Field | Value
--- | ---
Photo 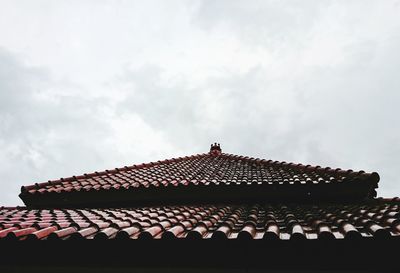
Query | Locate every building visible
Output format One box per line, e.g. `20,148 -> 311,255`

0,143 -> 399,272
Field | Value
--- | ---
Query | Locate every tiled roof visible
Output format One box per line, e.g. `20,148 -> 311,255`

1,198 -> 399,241
19,145 -> 380,207
2,144 -> 398,270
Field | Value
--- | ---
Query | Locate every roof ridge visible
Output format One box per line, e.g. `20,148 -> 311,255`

21,153 -> 209,193
220,153 -> 379,183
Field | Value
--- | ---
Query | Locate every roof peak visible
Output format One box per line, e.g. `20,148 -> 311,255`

210,143 -> 222,155
19,145 -> 381,207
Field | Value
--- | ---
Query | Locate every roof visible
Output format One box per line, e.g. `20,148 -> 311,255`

1,198 -> 399,242
1,144 -> 399,270
19,144 -> 380,207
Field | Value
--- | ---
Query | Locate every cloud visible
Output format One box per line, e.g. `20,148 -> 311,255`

0,1 -> 400,204
0,49 -> 177,205
192,0 -> 324,47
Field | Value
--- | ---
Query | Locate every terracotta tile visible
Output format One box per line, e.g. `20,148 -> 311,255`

212,225 -> 231,240
1,201 -> 400,242
94,227 -> 118,239
187,224 -> 208,239
116,226 -> 141,239
71,227 -> 98,239
19,149 -> 380,205
48,227 -> 77,240
162,225 -> 185,239
237,224 -> 256,240
27,226 -> 58,240
6,227 -> 36,240
0,227 -> 19,238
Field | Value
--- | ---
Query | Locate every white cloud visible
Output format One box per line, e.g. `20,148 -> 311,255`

0,0 -> 400,204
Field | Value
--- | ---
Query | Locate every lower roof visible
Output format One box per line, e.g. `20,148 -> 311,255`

1,198 -> 399,242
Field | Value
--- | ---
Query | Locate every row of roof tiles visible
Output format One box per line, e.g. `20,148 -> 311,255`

1,200 -> 399,241
20,153 -> 379,197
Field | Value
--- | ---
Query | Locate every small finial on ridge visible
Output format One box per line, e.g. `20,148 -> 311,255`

210,143 -> 222,155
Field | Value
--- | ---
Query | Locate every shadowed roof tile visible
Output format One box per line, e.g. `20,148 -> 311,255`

19,146 -> 380,207
1,200 -> 399,241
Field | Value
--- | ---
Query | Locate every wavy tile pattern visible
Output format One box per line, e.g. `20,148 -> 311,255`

20,153 -> 379,197
1,199 -> 399,241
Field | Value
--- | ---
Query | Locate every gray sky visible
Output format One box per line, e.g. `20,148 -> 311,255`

1,0 -> 399,205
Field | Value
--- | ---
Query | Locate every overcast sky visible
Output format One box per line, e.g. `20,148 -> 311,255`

0,1 -> 399,205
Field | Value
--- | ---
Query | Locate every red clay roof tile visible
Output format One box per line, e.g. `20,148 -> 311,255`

1,199 -> 399,241
19,149 -> 380,207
